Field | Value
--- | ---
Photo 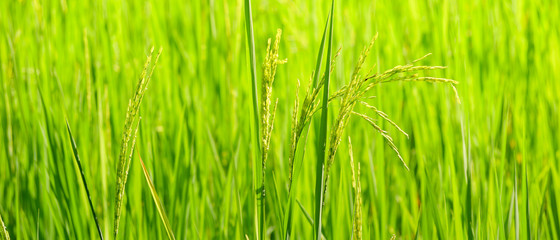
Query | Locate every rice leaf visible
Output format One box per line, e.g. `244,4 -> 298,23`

138,154 -> 176,240
548,173 -> 560,239
65,120 -> 104,240
314,1 -> 335,239
296,199 -> 314,226
243,0 -> 262,239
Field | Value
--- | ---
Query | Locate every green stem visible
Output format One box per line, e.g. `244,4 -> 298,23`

243,0 -> 262,239
314,1 -> 334,239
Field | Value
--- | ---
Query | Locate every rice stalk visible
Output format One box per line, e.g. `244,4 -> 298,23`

525,164 -> 532,240
113,47 -> 162,239
243,0 -> 262,238
0,213 -> 9,240
348,137 -> 362,240
138,153 -> 176,240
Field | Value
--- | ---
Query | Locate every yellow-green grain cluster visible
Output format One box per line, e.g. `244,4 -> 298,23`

288,48 -> 341,185
257,29 -> 286,239
260,29 -> 286,172
113,47 -> 162,239
0,213 -> 9,240
322,34 -> 458,200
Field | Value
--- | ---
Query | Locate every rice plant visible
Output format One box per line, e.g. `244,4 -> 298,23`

317,35 -> 458,234
324,36 -> 458,180
113,47 -> 162,239
243,0 -> 262,238
259,29 -> 286,239
0,0 -> 558,239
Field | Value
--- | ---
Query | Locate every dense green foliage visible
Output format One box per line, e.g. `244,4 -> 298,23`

1,0 -> 559,239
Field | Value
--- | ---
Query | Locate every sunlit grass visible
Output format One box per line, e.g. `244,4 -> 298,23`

0,0 -> 558,239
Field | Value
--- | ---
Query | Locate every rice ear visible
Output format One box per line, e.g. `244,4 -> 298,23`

0,212 -> 10,240
349,138 -> 362,240
113,47 -> 162,239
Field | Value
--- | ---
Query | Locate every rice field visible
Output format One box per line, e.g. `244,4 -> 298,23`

1,0 -> 559,239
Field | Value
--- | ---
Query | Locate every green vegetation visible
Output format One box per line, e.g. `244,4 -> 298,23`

0,212 -> 9,240
1,0 -> 559,239
138,153 -> 175,240
66,120 -> 104,239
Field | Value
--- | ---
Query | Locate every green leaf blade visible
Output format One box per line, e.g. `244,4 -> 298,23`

139,154 -> 176,240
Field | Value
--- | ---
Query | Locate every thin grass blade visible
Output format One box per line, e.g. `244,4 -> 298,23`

525,164 -> 532,240
515,164 -> 520,240
314,1 -> 335,239
138,154 -> 176,240
297,199 -> 314,226
243,0 -> 262,239
65,120 -> 104,240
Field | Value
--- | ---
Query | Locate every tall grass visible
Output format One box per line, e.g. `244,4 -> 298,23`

1,0 -> 559,239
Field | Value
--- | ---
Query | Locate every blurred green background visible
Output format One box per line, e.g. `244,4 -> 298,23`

1,0 -> 559,239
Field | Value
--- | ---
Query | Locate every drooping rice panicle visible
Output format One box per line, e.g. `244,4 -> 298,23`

322,33 -> 459,206
322,35 -> 377,202
113,47 -> 162,239
359,101 -> 408,138
351,111 -> 406,169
